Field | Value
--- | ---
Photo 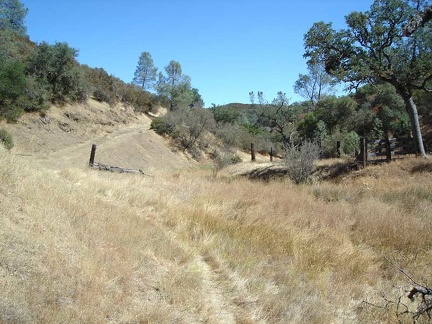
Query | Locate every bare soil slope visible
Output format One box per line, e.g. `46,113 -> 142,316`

1,99 -> 195,172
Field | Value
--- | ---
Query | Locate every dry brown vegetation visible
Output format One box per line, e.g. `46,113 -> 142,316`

1,101 -> 431,323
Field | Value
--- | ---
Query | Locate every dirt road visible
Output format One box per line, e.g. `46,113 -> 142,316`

3,100 -> 195,173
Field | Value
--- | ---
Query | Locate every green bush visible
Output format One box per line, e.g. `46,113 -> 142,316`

150,117 -> 175,136
212,149 -> 242,172
21,76 -> 49,112
122,84 -> 154,113
93,87 -> 111,104
213,122 -> 277,155
343,131 -> 360,156
26,42 -> 87,104
320,129 -> 346,158
0,129 -> 14,150
0,59 -> 26,121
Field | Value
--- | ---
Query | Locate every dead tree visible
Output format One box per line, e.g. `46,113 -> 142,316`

363,259 -> 432,321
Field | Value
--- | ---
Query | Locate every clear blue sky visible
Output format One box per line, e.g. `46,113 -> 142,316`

21,0 -> 372,106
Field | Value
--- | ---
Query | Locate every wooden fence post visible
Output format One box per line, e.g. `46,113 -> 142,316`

251,143 -> 256,162
359,137 -> 367,168
336,141 -> 341,158
385,134 -> 392,162
89,144 -> 97,167
270,147 -> 273,162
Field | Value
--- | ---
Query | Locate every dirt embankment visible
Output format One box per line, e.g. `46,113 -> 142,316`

1,99 -> 196,173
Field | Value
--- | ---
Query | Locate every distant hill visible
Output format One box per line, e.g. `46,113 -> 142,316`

214,103 -> 253,110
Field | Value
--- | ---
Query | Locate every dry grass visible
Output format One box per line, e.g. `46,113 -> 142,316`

1,153 -> 431,323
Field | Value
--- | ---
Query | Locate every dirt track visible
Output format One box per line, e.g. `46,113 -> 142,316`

2,100 -> 195,173
1,100 -> 255,322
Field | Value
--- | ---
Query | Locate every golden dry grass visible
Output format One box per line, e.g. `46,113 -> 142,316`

1,152 -> 431,323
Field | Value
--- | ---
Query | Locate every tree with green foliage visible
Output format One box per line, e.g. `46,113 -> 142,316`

293,62 -> 334,104
0,58 -> 26,121
313,120 -> 327,145
156,60 -> 198,110
190,87 -> 204,108
304,0 -> 431,157
0,28 -> 34,61
253,91 -> 298,146
151,106 -> 215,150
133,51 -> 157,91
211,106 -> 241,124
0,0 -> 27,34
403,4 -> 432,35
26,42 -> 86,103
83,66 -> 117,105
314,96 -> 357,135
343,131 -> 360,156
354,83 -> 410,138
297,112 -> 319,140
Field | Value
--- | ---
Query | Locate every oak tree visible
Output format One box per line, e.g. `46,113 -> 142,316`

304,0 -> 432,157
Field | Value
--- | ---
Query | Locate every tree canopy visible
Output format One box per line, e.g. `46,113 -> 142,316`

293,62 -> 334,104
26,42 -> 85,103
0,0 -> 27,34
133,51 -> 157,91
304,0 -> 432,157
156,60 -> 203,110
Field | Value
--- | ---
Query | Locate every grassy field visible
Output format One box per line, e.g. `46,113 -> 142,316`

1,151 -> 431,323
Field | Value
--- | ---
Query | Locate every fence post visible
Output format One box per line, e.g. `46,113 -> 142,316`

359,137 -> 367,168
385,134 -> 392,162
270,147 -> 273,162
357,138 -> 367,168
89,144 -> 97,167
336,141 -> 341,158
251,143 -> 256,162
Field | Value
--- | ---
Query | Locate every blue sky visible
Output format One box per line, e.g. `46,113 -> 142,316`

21,0 -> 372,106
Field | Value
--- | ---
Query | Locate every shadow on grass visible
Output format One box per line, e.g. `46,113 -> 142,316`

314,161 -> 361,181
411,161 -> 432,173
241,165 -> 289,182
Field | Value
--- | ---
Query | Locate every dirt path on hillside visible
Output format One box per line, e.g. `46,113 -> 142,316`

3,101 -> 195,173
1,101 -> 273,322
31,122 -> 194,172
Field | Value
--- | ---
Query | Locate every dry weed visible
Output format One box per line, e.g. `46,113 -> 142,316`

1,154 -> 431,323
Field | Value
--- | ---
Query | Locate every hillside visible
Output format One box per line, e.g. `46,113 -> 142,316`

1,99 -> 195,172
1,100 -> 432,323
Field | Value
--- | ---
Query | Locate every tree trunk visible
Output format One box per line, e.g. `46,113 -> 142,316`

400,92 -> 427,158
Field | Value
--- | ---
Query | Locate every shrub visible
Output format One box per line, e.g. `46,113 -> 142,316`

176,108 -> 216,149
284,141 -> 320,184
117,83 -> 154,113
93,87 -> 111,104
26,42 -> 86,104
0,59 -> 26,121
0,129 -> 14,150
320,129 -> 346,158
150,117 -> 175,136
343,131 -> 360,156
214,123 -> 249,148
212,148 -> 242,172
21,76 -> 49,112
151,108 -> 215,150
